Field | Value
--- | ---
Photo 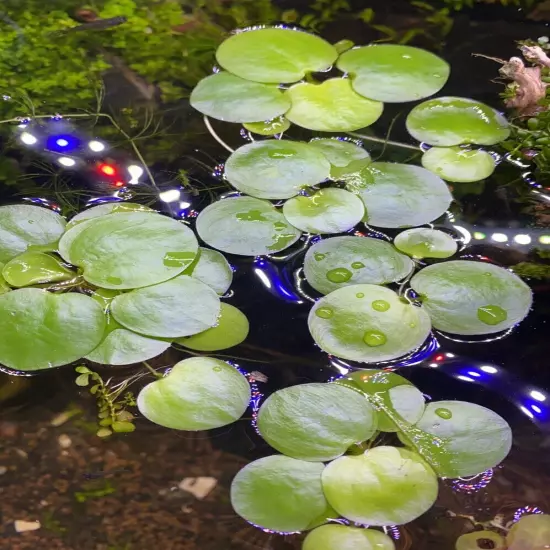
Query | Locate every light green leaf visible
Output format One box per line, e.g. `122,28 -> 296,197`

282,188 -> 365,234
343,162 -> 452,228
394,228 -> 457,259
0,288 -> 105,371
2,251 -> 74,287
337,44 -> 449,103
175,303 -> 249,351
303,525 -> 396,550
285,78 -> 383,132
0,262 -> 10,295
137,357 -> 251,430
507,514 -> 550,550
58,211 -> 198,289
68,202 -> 154,226
410,260 -> 532,335
413,401 -> 512,478
406,97 -> 510,146
0,205 -> 66,264
304,236 -> 414,295
456,531 -> 506,550
308,138 -> 371,178
190,72 -> 291,123
322,446 -> 438,525
230,455 -> 333,532
243,116 -> 290,136
257,382 -> 377,462
111,275 -> 220,338
184,247 -> 233,295
85,321 -> 170,366
308,284 -> 431,362
196,196 -> 301,256
216,28 -> 338,84
225,140 -> 330,200
334,369 -> 425,433
421,146 -> 496,182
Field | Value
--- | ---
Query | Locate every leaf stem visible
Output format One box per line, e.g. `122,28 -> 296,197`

348,132 -> 420,151
142,361 -> 163,379
203,115 -> 235,153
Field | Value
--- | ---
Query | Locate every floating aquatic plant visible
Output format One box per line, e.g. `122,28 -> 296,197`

0,204 -> 249,370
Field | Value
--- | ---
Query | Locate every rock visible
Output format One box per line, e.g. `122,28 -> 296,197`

178,477 -> 217,499
57,434 -> 72,449
14,520 -> 41,533
0,466 -> 7,475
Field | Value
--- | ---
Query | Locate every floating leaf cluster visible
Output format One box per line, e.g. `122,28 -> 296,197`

0,202 -> 249,371
191,35 -> 530,363
230,369 -> 514,547
191,26 -> 510,184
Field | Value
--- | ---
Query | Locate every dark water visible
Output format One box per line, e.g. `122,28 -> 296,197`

1,2 -> 550,549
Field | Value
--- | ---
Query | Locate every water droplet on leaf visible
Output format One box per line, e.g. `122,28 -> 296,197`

435,408 -> 453,419
351,261 -> 365,269
163,252 -> 196,268
326,267 -> 352,283
372,300 -> 390,312
363,330 -> 387,347
477,305 -> 507,325
315,307 -> 334,319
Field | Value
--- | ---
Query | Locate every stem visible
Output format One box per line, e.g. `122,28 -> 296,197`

203,115 -> 235,153
348,132 -> 420,151
142,361 -> 163,379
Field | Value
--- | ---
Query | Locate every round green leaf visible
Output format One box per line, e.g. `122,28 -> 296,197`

456,531 -> 506,550
422,146 -> 496,182
196,196 -> 301,256
394,228 -> 457,259
413,401 -> 512,478
190,72 -> 291,123
2,251 -> 74,287
216,28 -> 338,84
111,275 -> 220,338
243,116 -> 290,136
137,357 -> 251,430
257,383 -> 377,462
282,188 -> 365,234
308,138 -> 371,178
0,288 -> 105,371
69,202 -> 154,226
230,455 -> 332,532
184,247 -> 233,295
335,370 -> 425,433
59,211 -> 198,289
406,97 -> 510,146
225,140 -> 330,200
303,525 -> 396,550
322,446 -> 438,525
85,323 -> 170,366
344,162 -> 453,228
507,514 -> 550,550
85,288 -> 170,365
337,44 -> 449,103
410,260 -> 532,335
308,284 -> 431,362
0,205 -> 66,264
304,236 -> 414,295
175,303 -> 249,351
285,78 -> 383,132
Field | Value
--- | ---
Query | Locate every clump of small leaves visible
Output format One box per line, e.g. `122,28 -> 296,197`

74,366 -> 137,438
